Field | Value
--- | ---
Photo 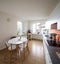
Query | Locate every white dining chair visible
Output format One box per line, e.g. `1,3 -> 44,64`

5,41 -> 16,51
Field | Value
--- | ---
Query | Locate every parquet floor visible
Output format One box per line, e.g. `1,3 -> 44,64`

0,40 -> 45,64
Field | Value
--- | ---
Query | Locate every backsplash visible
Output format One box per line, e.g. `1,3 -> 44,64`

49,29 -> 60,41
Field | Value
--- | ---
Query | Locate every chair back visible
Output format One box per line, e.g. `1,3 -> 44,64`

5,41 -> 10,47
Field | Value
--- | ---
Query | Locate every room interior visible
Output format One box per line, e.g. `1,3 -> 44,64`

0,0 -> 60,64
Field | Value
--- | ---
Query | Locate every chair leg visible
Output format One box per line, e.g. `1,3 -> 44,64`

26,45 -> 30,53
19,48 -> 25,62
26,41 -> 30,53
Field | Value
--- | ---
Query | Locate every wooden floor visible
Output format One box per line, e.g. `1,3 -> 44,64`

0,40 -> 45,64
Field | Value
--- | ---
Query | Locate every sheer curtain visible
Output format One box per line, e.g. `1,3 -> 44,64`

17,21 -> 22,35
32,23 -> 41,34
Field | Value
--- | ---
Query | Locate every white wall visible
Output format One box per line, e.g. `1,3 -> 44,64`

0,11 -> 18,50
46,1 -> 60,29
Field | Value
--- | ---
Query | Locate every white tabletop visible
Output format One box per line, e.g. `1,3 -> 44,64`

21,37 -> 27,42
8,37 -> 28,45
8,40 -> 23,45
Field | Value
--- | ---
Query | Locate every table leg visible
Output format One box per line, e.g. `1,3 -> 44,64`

11,44 -> 12,54
16,44 -> 20,57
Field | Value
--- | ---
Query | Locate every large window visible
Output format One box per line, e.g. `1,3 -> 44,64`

32,23 -> 41,34
17,21 -> 22,35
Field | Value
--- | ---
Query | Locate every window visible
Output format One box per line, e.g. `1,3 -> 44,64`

17,21 -> 22,35
32,23 -> 40,34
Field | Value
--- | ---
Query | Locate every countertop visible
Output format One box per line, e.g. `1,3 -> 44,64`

43,36 -> 60,64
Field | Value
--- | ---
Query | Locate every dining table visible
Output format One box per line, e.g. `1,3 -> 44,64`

8,37 -> 28,56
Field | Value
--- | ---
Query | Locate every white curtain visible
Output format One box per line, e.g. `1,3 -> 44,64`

17,21 -> 22,35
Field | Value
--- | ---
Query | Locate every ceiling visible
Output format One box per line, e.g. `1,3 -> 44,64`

0,0 -> 59,20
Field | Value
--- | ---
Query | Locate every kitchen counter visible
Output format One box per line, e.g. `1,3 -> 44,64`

43,35 -> 60,64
